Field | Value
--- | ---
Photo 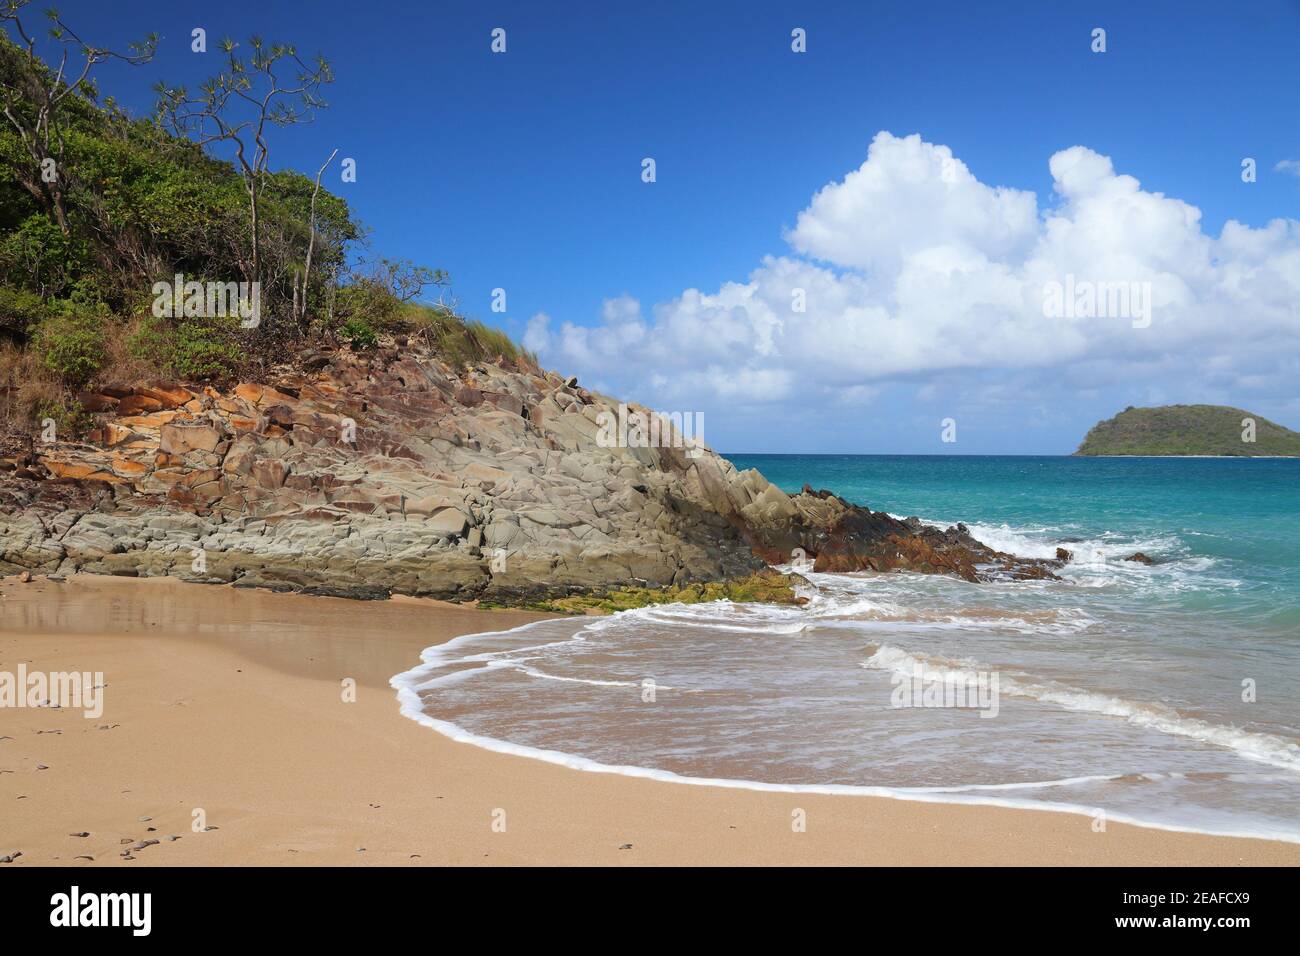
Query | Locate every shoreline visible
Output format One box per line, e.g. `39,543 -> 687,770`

393,604 -> 1300,849
3,574 -> 1298,866
395,681 -> 1300,849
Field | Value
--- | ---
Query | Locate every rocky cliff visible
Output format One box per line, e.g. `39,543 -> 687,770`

0,342 -> 1058,601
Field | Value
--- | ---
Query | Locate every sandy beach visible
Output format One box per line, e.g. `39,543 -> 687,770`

2,574 -> 1297,867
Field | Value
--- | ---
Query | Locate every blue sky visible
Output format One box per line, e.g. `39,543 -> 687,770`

43,1 -> 1300,453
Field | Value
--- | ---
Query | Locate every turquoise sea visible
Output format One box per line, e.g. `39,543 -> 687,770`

394,455 -> 1300,842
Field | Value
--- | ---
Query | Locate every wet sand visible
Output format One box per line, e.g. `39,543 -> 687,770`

2,574 -> 1298,866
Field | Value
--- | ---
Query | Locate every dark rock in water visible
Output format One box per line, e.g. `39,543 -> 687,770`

1056,548 -> 1073,562
1125,552 -> 1156,565
739,488 -> 1061,583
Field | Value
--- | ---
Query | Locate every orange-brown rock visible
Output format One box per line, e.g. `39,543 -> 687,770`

234,383 -> 297,408
159,421 -> 221,456
136,383 -> 195,409
107,456 -> 150,478
116,394 -> 164,415
251,458 -> 289,489
76,391 -> 119,413
40,458 -> 101,480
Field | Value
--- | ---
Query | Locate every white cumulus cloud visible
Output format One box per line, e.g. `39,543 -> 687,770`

529,132 -> 1300,441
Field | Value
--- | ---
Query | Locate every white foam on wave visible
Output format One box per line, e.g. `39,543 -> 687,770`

887,513 -> 1248,598
396,617 -> 588,693
861,642 -> 1300,773
634,606 -> 808,635
783,565 -> 1096,635
889,511 -> 1191,569
965,523 -> 1064,560
385,499 -> 1293,847
510,664 -> 649,688
390,627 -> 1300,844
881,512 -> 1067,561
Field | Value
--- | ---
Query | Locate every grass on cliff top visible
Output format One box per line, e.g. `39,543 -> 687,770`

480,570 -> 806,615
1075,404 -> 1300,457
394,302 -> 539,371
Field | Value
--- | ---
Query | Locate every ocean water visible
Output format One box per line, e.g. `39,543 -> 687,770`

393,455 -> 1300,842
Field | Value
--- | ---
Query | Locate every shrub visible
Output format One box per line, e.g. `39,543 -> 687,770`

334,280 -> 399,329
0,214 -> 88,298
33,313 -> 105,389
340,316 -> 378,350
32,395 -> 92,438
53,277 -> 111,317
171,318 -> 246,381
0,284 -> 49,340
127,314 -> 245,382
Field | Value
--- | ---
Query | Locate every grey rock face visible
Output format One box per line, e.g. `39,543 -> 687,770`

1,345 -> 1058,601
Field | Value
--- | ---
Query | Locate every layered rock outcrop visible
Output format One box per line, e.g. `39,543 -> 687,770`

0,343 -> 1058,601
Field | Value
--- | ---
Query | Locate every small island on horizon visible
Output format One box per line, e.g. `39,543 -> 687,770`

1074,404 -> 1300,457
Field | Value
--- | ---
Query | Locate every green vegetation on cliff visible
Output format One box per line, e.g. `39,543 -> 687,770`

0,7 -> 532,437
1075,405 -> 1300,457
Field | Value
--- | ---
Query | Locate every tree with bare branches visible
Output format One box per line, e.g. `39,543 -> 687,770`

0,0 -> 156,234
296,145 -> 338,325
153,36 -> 333,296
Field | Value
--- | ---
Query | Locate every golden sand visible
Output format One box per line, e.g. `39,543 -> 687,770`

2,575 -> 1296,866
